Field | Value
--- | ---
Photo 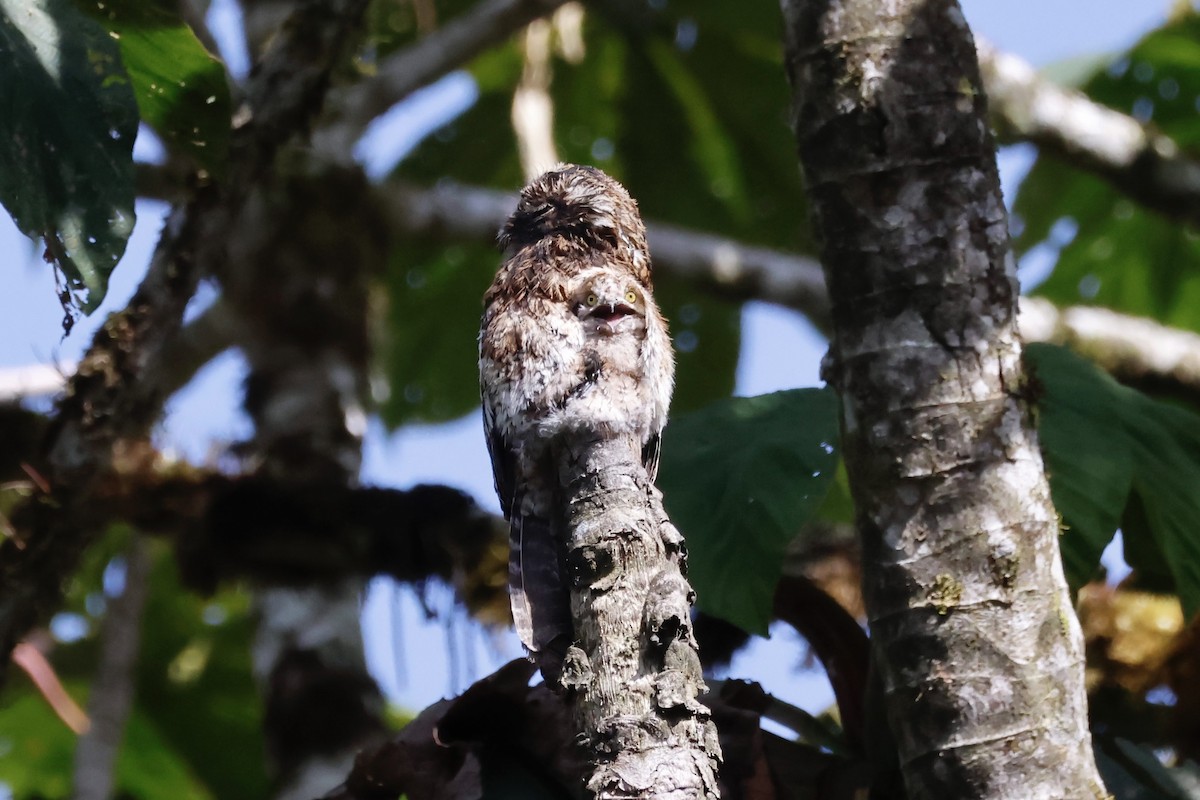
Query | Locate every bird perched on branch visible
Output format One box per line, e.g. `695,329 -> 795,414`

479,164 -> 674,668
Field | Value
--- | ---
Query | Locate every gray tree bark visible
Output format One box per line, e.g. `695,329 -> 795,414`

554,435 -> 721,799
779,1 -> 1106,798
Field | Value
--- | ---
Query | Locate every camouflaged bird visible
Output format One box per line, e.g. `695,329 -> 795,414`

479,164 -> 674,666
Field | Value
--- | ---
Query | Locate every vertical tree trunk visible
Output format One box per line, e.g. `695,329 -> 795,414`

224,167 -> 389,800
779,1 -> 1107,798
555,435 -> 721,799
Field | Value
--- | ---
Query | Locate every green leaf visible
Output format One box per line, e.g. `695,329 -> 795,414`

1013,14 -> 1200,332
1031,343 -> 1200,614
642,38 -> 749,221
0,0 -> 138,312
1033,344 -> 1133,584
134,547 -> 268,800
378,242 -> 495,428
655,271 -> 741,414
76,0 -> 231,172
0,685 -> 211,799
115,710 -> 215,799
658,389 -> 840,634
0,687 -> 77,798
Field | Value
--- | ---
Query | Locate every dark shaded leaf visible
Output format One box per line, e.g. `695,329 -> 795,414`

0,0 -> 138,312
378,242 -> 495,428
655,271 -> 741,413
76,0 -> 231,172
658,389 -> 840,634
1031,343 -> 1200,615
1093,735 -> 1200,800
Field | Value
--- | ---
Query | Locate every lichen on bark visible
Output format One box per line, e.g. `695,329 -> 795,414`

779,0 -> 1107,797
554,434 -> 721,799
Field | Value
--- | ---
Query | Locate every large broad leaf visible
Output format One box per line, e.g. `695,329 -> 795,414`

77,0 -> 231,172
0,0 -> 138,312
379,242 -> 496,427
1013,14 -> 1200,331
657,389 -> 840,634
1031,343 -> 1200,615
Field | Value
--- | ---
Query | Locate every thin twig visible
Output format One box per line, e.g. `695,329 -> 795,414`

313,0 -> 569,158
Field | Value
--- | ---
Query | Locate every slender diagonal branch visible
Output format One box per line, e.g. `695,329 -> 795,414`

1019,297 -> 1200,402
376,179 -> 833,327
374,179 -> 1200,402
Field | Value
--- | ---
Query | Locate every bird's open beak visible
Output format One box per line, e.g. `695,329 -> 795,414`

587,301 -> 637,323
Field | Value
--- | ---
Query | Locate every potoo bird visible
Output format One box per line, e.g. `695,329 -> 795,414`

479,164 -> 674,663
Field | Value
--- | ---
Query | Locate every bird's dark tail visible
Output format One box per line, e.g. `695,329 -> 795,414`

509,513 -> 573,674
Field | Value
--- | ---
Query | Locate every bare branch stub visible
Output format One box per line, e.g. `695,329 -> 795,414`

555,435 -> 721,799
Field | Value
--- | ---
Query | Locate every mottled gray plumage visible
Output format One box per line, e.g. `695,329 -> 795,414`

479,164 -> 674,660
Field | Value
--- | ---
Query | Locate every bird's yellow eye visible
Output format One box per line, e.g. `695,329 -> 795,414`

625,289 -> 638,304
585,293 -> 599,307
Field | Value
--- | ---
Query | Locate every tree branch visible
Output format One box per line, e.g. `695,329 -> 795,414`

977,38 -> 1200,229
377,179 -> 834,328
377,179 -> 1200,401
27,469 -> 508,611
0,364 -> 75,403
1019,296 -> 1200,402
313,0 -> 569,157
553,436 -> 721,798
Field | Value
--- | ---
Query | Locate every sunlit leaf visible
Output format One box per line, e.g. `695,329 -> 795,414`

76,0 -> 231,172
1014,14 -> 1200,332
658,389 -> 840,634
0,0 -> 138,312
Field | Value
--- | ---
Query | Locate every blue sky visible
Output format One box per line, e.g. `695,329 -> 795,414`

0,0 -> 1175,716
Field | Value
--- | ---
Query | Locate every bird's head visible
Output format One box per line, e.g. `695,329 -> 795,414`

571,272 -> 648,337
498,164 -> 647,257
